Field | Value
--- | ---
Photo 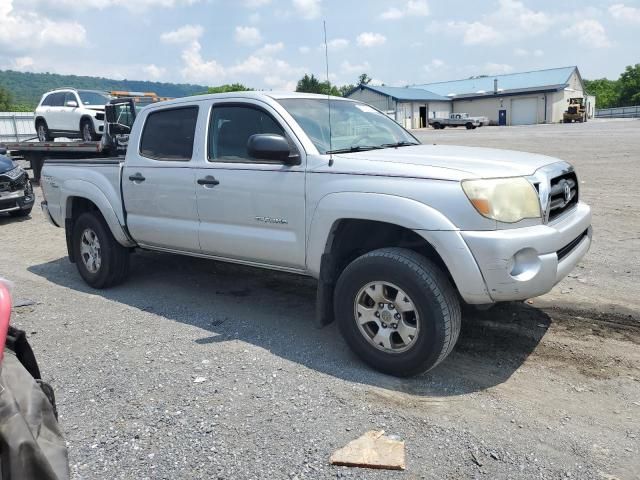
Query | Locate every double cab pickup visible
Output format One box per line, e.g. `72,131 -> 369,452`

40,92 -> 592,376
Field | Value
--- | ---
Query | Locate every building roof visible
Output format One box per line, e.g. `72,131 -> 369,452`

349,84 -> 451,102
412,66 -> 579,98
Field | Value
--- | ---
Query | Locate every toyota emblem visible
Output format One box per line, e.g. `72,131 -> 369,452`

563,182 -> 571,203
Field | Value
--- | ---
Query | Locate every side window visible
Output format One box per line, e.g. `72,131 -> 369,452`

208,105 -> 287,163
41,94 -> 54,106
140,106 -> 198,161
64,92 -> 77,106
48,93 -> 65,107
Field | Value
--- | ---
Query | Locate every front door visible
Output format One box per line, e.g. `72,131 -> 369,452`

498,109 -> 507,126
195,102 -> 306,270
122,105 -> 201,252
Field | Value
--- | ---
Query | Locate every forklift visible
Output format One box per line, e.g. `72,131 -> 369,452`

563,97 -> 587,123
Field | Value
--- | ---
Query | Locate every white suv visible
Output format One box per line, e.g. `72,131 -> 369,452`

34,89 -> 110,142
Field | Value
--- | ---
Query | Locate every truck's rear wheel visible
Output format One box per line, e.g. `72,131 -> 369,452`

465,122 -> 474,129
73,212 -> 129,288
81,119 -> 99,142
36,121 -> 52,142
432,122 -> 442,129
334,248 -> 461,377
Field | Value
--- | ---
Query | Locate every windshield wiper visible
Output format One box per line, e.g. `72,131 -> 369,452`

380,141 -> 421,148
325,145 -> 386,154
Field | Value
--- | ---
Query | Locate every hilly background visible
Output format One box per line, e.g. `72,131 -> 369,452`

0,70 -> 208,109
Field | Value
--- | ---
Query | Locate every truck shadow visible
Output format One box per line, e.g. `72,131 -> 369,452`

28,251 -> 552,397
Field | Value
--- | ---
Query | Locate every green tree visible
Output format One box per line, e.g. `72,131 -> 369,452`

584,78 -> 619,109
295,74 -> 340,96
339,84 -> 355,96
206,83 -> 253,94
358,73 -> 371,85
0,86 -> 12,110
617,64 -> 640,106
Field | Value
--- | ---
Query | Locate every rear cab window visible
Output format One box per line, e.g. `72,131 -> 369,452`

139,106 -> 199,161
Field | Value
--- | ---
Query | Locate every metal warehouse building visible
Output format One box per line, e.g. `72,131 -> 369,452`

347,66 -> 594,127
345,85 -> 452,129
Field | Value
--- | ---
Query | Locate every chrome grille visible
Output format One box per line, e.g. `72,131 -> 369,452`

547,172 -> 578,221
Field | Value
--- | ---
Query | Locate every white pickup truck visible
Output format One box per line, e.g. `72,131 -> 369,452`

40,92 -> 592,376
430,113 -> 484,130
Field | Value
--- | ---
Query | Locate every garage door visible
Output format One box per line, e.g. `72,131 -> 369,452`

511,97 -> 538,125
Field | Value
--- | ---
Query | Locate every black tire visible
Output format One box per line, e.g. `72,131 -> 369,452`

36,120 -> 53,142
432,122 -> 441,129
72,212 -> 130,288
465,122 -> 474,129
334,248 -> 461,377
9,207 -> 32,218
80,118 -> 100,142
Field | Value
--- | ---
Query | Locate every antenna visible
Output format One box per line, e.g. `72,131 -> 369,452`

323,20 -> 334,166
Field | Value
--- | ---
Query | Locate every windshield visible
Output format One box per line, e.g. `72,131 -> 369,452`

277,98 -> 419,154
78,91 -> 109,106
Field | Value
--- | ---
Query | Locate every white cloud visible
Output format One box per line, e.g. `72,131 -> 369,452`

483,62 -> 514,75
0,0 -> 86,52
514,48 -> 544,57
562,19 -> 611,48
255,42 -> 284,56
380,7 -> 403,20
23,0 -> 202,12
180,40 -> 226,83
323,38 -> 349,50
426,0 -> 553,46
10,56 -> 35,71
292,0 -> 321,19
341,60 -> 371,74
609,3 -> 640,24
423,58 -> 445,73
143,64 -> 167,80
356,32 -> 387,47
242,0 -> 270,7
234,25 -> 263,46
160,24 -> 203,44
380,0 -> 428,20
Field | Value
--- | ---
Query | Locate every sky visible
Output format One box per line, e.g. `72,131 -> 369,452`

1,0 -> 638,89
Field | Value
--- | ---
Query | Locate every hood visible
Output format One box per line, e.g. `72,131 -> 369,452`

0,155 -> 15,174
322,144 -> 563,181
86,106 -> 105,111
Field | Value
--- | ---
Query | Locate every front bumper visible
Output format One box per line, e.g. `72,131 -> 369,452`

0,186 -> 35,214
461,202 -> 592,302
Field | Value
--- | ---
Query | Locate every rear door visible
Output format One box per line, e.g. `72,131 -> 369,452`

122,105 -> 201,252
195,101 -> 306,269
46,93 -> 66,131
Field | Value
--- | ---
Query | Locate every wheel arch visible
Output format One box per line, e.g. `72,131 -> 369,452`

79,114 -> 95,130
62,183 -> 135,262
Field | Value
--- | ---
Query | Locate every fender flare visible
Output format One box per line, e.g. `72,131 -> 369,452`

61,179 -> 135,247
306,192 -> 458,277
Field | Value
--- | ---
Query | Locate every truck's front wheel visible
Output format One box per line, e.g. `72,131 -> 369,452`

73,212 -> 130,288
334,248 -> 461,377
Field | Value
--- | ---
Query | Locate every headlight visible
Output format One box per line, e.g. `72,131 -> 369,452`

461,177 -> 541,223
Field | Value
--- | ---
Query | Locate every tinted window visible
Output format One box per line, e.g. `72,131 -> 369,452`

47,92 -> 66,107
140,106 -> 198,161
41,94 -> 54,106
64,92 -> 78,106
208,105 -> 286,162
79,91 -> 109,106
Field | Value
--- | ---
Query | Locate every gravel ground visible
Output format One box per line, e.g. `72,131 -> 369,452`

1,119 -> 639,479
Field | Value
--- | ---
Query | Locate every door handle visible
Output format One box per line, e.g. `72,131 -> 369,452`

128,173 -> 145,182
197,176 -> 220,186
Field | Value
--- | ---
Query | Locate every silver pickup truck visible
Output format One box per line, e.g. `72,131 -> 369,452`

40,92 -> 592,376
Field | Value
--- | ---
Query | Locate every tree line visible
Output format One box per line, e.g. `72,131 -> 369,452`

584,64 -> 640,109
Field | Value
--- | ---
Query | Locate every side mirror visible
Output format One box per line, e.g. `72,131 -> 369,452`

66,100 -> 78,108
247,134 -> 299,164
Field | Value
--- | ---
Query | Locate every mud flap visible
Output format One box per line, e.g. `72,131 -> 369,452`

315,253 -> 336,329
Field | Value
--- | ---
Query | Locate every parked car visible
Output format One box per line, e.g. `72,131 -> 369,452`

430,113 -> 481,129
0,153 -> 34,217
40,92 -> 592,377
34,89 -> 110,142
